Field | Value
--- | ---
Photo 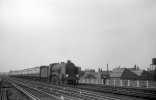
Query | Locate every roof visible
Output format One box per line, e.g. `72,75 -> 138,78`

110,68 -> 138,79
80,72 -> 97,79
84,73 -> 97,79
131,70 -> 144,76
98,71 -> 110,76
109,68 -> 125,78
131,70 -> 153,80
80,71 -> 104,79
80,70 -> 111,79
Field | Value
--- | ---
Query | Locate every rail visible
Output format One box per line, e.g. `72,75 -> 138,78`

13,78 -> 136,100
7,79 -> 40,100
7,78 -> 80,100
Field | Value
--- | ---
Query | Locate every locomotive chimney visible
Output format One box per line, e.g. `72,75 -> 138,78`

67,60 -> 71,63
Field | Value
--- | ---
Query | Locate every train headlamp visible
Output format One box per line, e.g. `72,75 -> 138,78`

65,74 -> 68,77
76,74 -> 79,77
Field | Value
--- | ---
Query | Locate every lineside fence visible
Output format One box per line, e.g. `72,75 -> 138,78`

79,78 -> 156,88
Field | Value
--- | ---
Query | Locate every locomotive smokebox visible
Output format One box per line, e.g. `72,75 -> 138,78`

152,58 -> 156,65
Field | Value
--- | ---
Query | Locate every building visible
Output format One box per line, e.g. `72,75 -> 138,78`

80,68 -> 110,79
131,70 -> 152,80
110,66 -> 153,81
109,68 -> 138,80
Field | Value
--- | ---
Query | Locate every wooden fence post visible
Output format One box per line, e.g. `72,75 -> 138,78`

146,80 -> 149,88
137,80 -> 139,87
114,79 -> 116,86
128,80 -> 130,87
92,78 -> 93,84
120,80 -> 123,86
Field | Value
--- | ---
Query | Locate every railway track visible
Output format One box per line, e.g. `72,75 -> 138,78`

74,83 -> 156,99
28,80 -> 152,100
6,78 -> 79,100
9,77 -> 146,100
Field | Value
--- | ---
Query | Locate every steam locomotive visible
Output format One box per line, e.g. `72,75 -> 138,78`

9,60 -> 80,84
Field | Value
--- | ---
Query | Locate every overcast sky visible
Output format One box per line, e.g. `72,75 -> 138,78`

0,0 -> 156,72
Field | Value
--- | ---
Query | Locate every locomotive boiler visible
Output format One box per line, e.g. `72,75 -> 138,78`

49,60 -> 79,84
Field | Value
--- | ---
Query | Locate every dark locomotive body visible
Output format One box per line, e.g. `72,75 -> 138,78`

9,60 -> 79,84
49,61 -> 79,84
